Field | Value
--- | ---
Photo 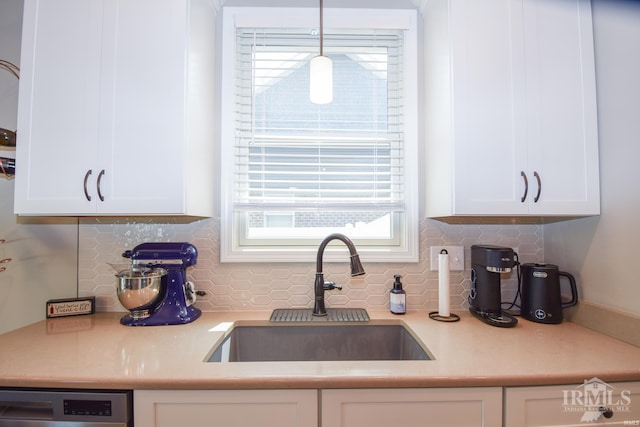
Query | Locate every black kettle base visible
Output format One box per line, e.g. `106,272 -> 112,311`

469,308 -> 518,328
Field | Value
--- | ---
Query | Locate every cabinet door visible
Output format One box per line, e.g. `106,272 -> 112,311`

425,0 -> 600,219
522,0 -> 600,215
134,389 -> 318,427
16,0 -> 212,216
505,381 -> 640,426
321,388 -> 502,427
15,0 -> 102,214
450,0 -> 529,216
96,0 -> 187,214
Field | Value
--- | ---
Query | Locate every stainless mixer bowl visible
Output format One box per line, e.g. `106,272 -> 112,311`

116,267 -> 168,316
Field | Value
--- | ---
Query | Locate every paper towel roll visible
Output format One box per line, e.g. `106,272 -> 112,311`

438,251 -> 450,317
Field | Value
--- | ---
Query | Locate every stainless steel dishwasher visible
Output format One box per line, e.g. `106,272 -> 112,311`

0,388 -> 132,426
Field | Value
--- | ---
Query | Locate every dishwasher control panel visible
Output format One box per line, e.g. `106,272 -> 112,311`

64,399 -> 112,416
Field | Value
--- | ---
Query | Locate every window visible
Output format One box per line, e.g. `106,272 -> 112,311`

220,7 -> 418,262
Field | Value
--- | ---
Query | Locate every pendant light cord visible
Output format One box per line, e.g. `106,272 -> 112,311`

310,0 -> 332,104
319,0 -> 324,56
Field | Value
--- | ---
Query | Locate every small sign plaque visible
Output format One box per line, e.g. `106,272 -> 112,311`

46,296 -> 96,318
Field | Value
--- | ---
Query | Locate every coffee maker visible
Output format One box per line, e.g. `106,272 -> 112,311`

469,244 -> 518,327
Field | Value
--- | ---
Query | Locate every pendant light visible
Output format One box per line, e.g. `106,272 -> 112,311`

309,0 -> 333,104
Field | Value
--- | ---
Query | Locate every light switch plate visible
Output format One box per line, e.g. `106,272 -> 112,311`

430,246 -> 465,271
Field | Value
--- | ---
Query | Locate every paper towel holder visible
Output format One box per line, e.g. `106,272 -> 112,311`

429,249 -> 460,322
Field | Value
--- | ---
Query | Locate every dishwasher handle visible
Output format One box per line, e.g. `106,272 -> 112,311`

0,399 -> 54,424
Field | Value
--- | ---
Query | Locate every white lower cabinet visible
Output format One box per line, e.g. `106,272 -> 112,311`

134,389 -> 318,427
321,388 -> 502,427
137,383 -> 640,427
504,382 -> 640,426
135,387 -> 502,427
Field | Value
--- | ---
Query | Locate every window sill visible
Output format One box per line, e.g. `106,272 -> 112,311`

220,243 -> 419,263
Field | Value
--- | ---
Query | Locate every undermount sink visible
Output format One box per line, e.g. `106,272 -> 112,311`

206,323 -> 432,362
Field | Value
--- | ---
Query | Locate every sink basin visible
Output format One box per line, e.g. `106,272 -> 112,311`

206,324 -> 432,362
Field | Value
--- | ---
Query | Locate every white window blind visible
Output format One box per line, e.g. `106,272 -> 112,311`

233,29 -> 405,212
220,7 -> 419,262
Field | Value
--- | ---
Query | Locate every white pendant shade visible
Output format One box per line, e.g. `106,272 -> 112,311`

310,54 -> 333,104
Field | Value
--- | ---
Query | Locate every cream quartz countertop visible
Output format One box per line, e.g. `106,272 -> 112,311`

0,310 -> 639,390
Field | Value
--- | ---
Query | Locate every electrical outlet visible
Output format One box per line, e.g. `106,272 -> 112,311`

430,246 -> 465,271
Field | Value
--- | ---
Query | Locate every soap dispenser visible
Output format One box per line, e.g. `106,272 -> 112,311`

390,274 -> 406,314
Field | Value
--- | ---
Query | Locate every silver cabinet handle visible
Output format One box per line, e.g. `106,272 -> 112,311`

97,169 -> 105,202
83,169 -> 93,201
533,171 -> 541,203
520,171 -> 528,202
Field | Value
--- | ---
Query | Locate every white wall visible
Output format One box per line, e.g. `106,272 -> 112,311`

0,0 -> 79,334
544,0 -> 640,317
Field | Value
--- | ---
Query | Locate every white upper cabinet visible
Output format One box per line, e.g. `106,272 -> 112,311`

14,0 -> 216,216
520,0 -> 600,216
424,0 -> 600,219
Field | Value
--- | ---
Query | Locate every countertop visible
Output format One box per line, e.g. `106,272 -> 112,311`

0,310 -> 639,390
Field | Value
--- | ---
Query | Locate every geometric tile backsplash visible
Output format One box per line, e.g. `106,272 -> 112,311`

78,217 -> 543,313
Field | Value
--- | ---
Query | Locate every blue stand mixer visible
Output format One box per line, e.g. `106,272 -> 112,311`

116,242 -> 202,326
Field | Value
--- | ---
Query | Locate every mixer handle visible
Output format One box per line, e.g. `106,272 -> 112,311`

559,271 -> 578,308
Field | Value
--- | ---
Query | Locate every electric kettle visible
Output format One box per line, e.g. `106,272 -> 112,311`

520,263 -> 578,324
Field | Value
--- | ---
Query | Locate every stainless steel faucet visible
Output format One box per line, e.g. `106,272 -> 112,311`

313,233 -> 366,316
